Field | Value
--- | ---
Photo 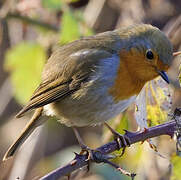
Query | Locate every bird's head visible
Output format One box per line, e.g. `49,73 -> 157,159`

116,24 -> 176,84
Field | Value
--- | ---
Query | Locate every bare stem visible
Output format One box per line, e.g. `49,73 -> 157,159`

4,13 -> 59,32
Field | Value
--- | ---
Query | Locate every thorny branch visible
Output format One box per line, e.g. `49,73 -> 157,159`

40,108 -> 181,180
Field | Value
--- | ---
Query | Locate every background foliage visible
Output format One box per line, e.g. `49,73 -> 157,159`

0,0 -> 181,180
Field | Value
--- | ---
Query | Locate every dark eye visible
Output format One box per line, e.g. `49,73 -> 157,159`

146,49 -> 154,60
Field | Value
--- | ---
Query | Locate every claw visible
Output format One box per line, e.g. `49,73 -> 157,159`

114,133 -> 130,149
120,147 -> 126,157
114,134 -> 131,156
104,123 -> 131,153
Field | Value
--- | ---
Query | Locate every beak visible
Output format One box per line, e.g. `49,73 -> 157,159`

156,51 -> 181,84
157,70 -> 169,84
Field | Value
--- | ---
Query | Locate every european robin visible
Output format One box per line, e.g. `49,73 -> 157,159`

3,24 -> 179,161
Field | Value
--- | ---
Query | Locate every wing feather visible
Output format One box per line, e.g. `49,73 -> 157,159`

16,48 -> 114,118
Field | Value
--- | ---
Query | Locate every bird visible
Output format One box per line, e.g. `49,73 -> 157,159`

3,24 -> 177,161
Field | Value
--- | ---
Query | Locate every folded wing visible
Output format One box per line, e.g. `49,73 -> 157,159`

16,48 -> 114,118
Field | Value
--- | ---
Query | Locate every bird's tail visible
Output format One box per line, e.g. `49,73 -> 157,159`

3,107 -> 43,161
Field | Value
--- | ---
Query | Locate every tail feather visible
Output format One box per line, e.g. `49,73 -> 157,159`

3,107 -> 43,161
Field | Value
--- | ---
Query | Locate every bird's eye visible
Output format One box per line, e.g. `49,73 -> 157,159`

146,49 -> 154,60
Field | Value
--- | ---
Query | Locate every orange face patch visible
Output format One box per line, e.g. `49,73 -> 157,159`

109,49 -> 169,102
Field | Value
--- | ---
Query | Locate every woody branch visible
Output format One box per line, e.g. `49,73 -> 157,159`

40,108 -> 181,180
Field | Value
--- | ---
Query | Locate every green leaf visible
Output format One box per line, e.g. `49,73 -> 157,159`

171,155 -> 181,180
42,0 -> 62,10
4,42 -> 46,105
59,11 -> 81,44
115,113 -> 129,134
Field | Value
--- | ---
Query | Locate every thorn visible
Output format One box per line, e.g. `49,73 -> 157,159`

123,129 -> 135,137
139,128 -> 149,144
167,132 -> 174,139
74,152 -> 85,159
67,174 -> 71,180
70,159 -> 77,166
143,128 -> 148,133
74,152 -> 79,157
147,140 -> 158,152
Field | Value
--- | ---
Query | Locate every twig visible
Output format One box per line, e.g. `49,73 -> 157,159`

40,119 -> 177,180
4,13 -> 59,32
164,15 -> 181,39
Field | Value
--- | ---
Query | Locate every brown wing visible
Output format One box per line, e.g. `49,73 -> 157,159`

16,48 -> 113,118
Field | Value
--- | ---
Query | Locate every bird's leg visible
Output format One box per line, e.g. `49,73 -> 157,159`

72,127 -> 91,155
72,127 -> 134,177
104,122 -> 131,155
72,127 -> 114,164
73,127 -> 93,171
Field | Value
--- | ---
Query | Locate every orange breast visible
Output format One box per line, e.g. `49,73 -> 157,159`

109,50 -> 146,102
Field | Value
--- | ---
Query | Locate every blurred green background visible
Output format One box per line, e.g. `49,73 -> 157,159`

0,0 -> 181,180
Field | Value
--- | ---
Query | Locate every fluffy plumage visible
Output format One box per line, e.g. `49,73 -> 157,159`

3,24 -> 173,160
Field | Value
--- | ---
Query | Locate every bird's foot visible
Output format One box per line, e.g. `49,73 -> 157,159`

81,147 -> 115,163
73,148 -> 135,179
72,127 -> 114,162
104,123 -> 131,156
72,127 -> 115,171
72,127 -> 135,179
